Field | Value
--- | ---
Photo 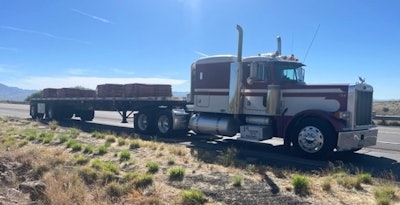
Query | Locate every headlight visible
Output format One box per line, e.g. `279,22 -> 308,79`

335,111 -> 351,120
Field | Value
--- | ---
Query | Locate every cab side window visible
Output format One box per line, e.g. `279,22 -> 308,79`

248,63 -> 268,83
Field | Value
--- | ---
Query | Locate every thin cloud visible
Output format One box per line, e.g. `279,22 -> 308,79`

193,50 -> 209,57
0,46 -> 17,52
0,25 -> 90,45
71,8 -> 114,24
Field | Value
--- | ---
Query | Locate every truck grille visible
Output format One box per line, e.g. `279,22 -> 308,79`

355,90 -> 373,126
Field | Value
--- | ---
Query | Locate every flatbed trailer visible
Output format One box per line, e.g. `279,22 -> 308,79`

29,96 -> 190,136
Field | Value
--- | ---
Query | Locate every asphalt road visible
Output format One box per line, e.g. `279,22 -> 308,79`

1,103 -> 399,178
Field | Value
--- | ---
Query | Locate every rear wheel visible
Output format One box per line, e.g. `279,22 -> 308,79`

46,106 -> 59,120
156,110 -> 174,136
30,104 -> 38,119
292,118 -> 336,159
134,111 -> 155,134
80,110 -> 94,121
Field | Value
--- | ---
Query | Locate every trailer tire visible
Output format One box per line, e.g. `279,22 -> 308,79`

156,110 -> 174,136
80,110 -> 94,121
30,104 -> 38,119
292,118 -> 336,159
134,111 -> 155,134
46,106 -> 59,120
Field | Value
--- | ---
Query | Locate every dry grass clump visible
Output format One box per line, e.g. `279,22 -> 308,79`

42,169 -> 90,205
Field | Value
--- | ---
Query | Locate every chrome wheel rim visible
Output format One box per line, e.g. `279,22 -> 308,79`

157,115 -> 170,134
137,114 -> 148,131
298,126 -> 324,153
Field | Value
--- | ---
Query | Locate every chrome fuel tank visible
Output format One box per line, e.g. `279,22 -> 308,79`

189,114 -> 239,137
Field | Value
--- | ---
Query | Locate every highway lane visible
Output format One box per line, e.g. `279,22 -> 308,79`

1,103 -> 399,162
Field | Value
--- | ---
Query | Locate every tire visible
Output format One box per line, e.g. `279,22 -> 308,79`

30,104 -> 38,119
46,106 -> 58,120
134,111 -> 155,134
156,110 -> 174,136
80,110 -> 94,121
292,118 -> 336,159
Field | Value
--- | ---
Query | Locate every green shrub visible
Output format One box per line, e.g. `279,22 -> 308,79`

134,173 -> 154,188
67,140 -> 82,151
39,131 -> 54,143
292,174 -> 310,195
105,182 -> 126,197
356,172 -> 373,184
181,189 -> 206,205
83,145 -> 94,154
91,159 -> 119,174
21,128 -> 37,140
130,139 -> 141,149
69,128 -> 80,138
374,185 -> 396,205
106,135 -> 116,143
117,137 -> 126,146
168,167 -> 185,181
122,172 -> 140,183
232,175 -> 243,187
59,134 -> 70,143
97,145 -> 108,155
74,154 -> 90,165
146,162 -> 160,173
119,150 -> 131,161
91,131 -> 105,139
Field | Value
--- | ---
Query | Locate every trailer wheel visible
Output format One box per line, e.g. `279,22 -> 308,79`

156,110 -> 174,136
46,106 -> 58,120
30,104 -> 38,119
134,111 -> 154,134
80,110 -> 94,121
292,118 -> 336,159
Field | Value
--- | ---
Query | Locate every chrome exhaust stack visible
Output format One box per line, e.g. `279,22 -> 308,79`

276,36 -> 281,56
229,25 -> 244,116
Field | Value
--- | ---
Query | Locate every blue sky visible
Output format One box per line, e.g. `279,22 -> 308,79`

0,0 -> 399,99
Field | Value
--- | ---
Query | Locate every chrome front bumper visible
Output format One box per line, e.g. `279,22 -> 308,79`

336,128 -> 378,151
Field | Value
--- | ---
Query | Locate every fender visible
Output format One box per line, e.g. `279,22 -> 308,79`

284,109 -> 346,137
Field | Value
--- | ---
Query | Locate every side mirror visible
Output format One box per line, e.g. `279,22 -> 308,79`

247,77 -> 254,85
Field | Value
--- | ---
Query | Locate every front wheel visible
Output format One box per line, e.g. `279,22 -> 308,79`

292,118 -> 336,159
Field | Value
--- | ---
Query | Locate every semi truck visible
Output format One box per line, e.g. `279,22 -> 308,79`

30,25 -> 378,159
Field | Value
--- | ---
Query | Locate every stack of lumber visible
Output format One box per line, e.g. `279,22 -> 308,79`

125,83 -> 172,97
41,88 -> 58,98
97,83 -> 172,98
41,88 -> 96,98
57,88 -> 96,98
96,84 -> 125,97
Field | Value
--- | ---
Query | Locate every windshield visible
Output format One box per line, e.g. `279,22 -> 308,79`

276,62 -> 305,84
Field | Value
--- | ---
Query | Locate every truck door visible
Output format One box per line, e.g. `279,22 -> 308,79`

243,62 -> 270,114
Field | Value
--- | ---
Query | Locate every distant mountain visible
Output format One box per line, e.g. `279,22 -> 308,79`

0,83 -> 38,102
173,91 -> 189,98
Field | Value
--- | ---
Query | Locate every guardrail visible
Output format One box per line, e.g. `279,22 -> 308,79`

373,115 -> 400,125
373,115 -> 400,121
